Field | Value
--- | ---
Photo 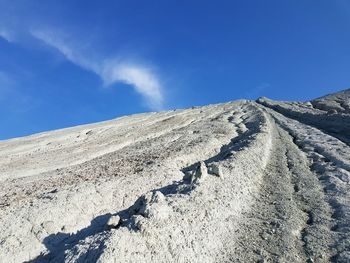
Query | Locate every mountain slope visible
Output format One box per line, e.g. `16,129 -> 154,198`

0,90 -> 349,263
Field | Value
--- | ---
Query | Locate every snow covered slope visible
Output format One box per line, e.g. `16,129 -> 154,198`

0,90 -> 349,262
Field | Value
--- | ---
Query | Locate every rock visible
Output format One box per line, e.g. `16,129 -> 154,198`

41,221 -> 56,233
153,191 -> 166,203
256,97 -> 268,104
132,215 -> 147,231
107,215 -> 121,228
327,109 -> 337,115
183,161 -> 208,184
136,191 -> 170,221
183,169 -> 195,183
143,203 -> 170,220
305,102 -> 313,107
207,163 -> 223,178
198,161 -> 208,179
336,168 -> 350,183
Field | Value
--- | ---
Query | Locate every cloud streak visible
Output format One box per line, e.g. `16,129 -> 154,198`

102,62 -> 163,109
0,28 -> 14,42
31,29 -> 164,110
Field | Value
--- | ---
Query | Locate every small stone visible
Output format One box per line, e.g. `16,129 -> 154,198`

136,191 -> 170,221
207,163 -> 223,178
183,161 -> 208,183
336,168 -> 350,183
197,161 -> 208,179
183,170 -> 195,183
107,215 -> 121,228
153,191 -> 166,203
144,204 -> 170,220
41,221 -> 56,233
327,109 -> 337,115
305,102 -> 313,107
132,215 -> 146,231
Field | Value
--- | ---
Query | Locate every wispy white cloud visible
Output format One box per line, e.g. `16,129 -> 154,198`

31,29 -> 164,110
0,28 -> 15,42
102,62 -> 163,109
31,30 -> 96,69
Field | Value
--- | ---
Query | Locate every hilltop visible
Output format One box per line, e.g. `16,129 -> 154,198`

0,89 -> 349,262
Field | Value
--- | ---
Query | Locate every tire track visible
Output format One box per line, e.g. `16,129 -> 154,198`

256,97 -> 350,147
231,121 -> 318,262
258,104 -> 350,262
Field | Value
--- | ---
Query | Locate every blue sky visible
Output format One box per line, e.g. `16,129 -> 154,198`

1,1 -> 350,139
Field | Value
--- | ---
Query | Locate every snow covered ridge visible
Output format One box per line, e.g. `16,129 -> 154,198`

0,89 -> 349,262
